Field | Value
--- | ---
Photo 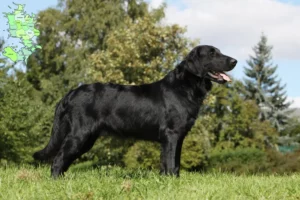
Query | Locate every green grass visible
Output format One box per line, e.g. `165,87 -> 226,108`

1,164 -> 300,200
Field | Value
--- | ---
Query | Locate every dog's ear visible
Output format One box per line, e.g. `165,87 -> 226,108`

183,47 -> 205,77
185,59 -> 204,77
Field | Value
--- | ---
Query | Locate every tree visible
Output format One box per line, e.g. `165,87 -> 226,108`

25,0 -> 165,165
89,15 -> 197,84
0,37 -> 57,164
0,68 -> 48,163
203,81 -> 278,150
0,39 -> 6,100
244,34 -> 290,131
26,0 -> 160,104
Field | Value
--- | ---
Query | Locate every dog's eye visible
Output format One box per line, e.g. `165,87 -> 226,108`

209,51 -> 214,57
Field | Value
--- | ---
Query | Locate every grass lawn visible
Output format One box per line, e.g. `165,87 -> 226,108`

1,164 -> 300,200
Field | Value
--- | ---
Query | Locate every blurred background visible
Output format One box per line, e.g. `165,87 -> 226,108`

0,0 -> 300,174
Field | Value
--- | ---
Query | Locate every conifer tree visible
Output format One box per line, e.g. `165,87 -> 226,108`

244,34 -> 290,131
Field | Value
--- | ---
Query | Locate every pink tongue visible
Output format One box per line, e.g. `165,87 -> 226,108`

220,73 -> 231,81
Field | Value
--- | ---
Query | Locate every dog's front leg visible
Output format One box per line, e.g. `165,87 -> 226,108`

160,130 -> 184,177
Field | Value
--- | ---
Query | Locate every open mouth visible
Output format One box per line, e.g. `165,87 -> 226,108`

207,71 -> 231,83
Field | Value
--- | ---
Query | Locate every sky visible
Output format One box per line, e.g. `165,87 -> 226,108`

0,0 -> 300,107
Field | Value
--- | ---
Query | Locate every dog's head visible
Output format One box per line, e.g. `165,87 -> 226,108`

184,45 -> 237,84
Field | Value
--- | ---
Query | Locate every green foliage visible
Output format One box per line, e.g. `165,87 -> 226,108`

209,148 -> 266,174
277,118 -> 300,152
208,148 -> 300,175
264,150 -> 300,174
0,38 -> 55,164
281,117 -> 300,136
79,136 -> 135,167
0,69 -> 49,163
27,0 -> 156,104
205,81 -> 279,150
89,15 -> 197,84
123,141 -> 160,169
180,117 -> 212,170
180,134 -> 208,170
0,39 -> 6,69
244,34 -> 290,131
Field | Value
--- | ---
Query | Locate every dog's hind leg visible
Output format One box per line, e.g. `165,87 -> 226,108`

50,130 -> 99,178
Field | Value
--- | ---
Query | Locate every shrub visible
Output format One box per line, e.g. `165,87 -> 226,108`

264,149 -> 300,174
123,141 -> 160,169
180,133 -> 209,170
78,136 -> 135,167
209,148 -> 267,174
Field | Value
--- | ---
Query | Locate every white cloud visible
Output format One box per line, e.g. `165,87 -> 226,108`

288,97 -> 300,108
154,0 -> 300,61
148,0 -> 164,8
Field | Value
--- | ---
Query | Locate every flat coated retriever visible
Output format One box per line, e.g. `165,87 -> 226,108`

33,45 -> 237,178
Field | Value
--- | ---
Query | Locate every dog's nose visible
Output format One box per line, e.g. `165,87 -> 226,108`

230,59 -> 237,67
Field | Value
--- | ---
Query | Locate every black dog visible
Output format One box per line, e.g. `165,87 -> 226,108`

33,45 -> 237,178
